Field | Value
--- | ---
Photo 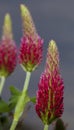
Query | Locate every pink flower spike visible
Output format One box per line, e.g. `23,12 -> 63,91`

35,40 -> 64,125
0,14 -> 17,77
19,4 -> 43,72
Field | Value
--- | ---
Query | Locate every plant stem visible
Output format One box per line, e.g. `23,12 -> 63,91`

23,71 -> 31,92
0,77 -> 5,95
44,124 -> 49,130
10,71 -> 31,130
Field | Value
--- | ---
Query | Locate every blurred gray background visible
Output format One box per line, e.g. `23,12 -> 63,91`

0,0 -> 74,130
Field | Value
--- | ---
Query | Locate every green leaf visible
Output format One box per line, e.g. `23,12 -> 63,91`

9,86 -> 21,111
30,97 -> 36,103
54,118 -> 66,130
0,98 -> 9,112
0,121 -> 3,130
9,86 -> 21,95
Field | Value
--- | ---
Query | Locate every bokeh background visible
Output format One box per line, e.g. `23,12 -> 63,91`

0,0 -> 74,130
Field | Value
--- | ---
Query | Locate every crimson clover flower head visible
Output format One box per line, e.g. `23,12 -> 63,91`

19,4 -> 43,72
35,40 -> 64,125
0,14 -> 17,77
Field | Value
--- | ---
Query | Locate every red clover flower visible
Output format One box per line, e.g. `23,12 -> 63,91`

19,4 -> 43,72
0,14 -> 17,77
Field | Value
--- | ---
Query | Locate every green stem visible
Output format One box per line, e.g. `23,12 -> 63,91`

10,72 -> 31,130
44,124 -> 49,130
0,77 -> 5,95
23,71 -> 31,93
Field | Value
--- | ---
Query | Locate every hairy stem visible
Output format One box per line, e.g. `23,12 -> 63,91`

0,77 -> 5,95
23,71 -> 31,92
10,72 -> 31,130
44,124 -> 49,130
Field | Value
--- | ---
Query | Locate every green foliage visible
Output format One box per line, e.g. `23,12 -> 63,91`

54,118 -> 66,130
0,86 -> 21,113
0,98 -> 9,113
30,97 -> 36,103
0,115 -> 8,125
9,86 -> 21,111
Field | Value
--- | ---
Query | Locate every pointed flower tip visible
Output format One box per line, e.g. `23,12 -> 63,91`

5,13 -> 11,21
4,13 -> 12,29
49,40 -> 57,51
20,4 -> 37,38
20,4 -> 29,16
3,13 -> 12,39
45,40 -> 59,75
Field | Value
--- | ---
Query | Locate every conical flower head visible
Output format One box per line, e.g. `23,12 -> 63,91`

0,14 -> 17,77
35,41 -> 64,125
19,4 -> 43,72
45,40 -> 59,75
